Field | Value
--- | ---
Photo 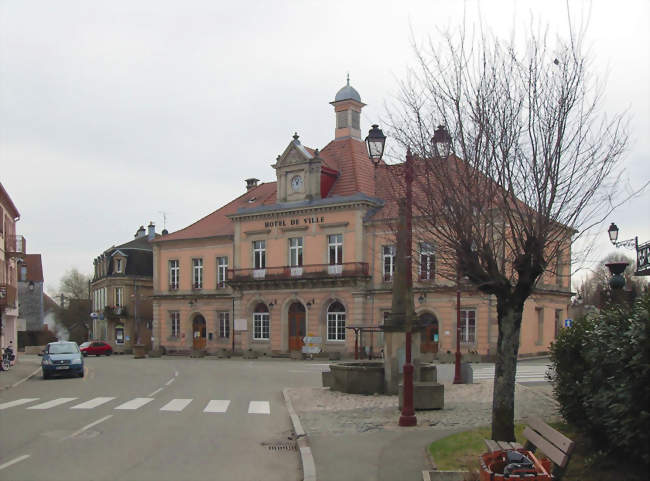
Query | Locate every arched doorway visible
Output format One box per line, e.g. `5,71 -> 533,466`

288,302 -> 306,352
419,313 -> 439,353
192,314 -> 207,350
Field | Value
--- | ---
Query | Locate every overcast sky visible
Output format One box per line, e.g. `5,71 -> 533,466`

1,0 -> 648,295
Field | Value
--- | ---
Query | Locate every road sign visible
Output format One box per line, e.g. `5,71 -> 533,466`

564,318 -> 573,328
302,336 -> 322,354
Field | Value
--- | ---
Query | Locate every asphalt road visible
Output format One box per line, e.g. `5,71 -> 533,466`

0,355 -> 323,481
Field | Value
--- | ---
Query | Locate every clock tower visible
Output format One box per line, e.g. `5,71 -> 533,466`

273,133 -> 323,203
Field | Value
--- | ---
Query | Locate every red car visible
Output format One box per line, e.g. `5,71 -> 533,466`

79,341 -> 113,356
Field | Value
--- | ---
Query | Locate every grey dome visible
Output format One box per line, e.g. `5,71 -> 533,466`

334,77 -> 361,102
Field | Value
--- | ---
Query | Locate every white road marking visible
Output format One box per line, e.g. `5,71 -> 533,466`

114,397 -> 154,410
0,455 -> 30,471
11,367 -> 42,388
203,400 -> 230,413
70,397 -> 116,410
0,398 -> 39,410
160,399 -> 192,412
165,378 -> 175,386
27,398 -> 77,410
148,388 -> 164,396
248,401 -> 270,415
63,415 -> 113,440
174,371 -> 178,377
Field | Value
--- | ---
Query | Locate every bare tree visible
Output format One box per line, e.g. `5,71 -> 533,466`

58,268 -> 90,300
385,17 -> 638,440
576,253 -> 647,308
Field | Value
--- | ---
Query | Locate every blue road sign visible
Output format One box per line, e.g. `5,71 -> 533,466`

564,318 -> 573,328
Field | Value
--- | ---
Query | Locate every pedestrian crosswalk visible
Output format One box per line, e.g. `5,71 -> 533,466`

472,364 -> 553,383
0,397 -> 272,415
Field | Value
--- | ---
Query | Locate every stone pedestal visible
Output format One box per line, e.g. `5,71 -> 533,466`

398,381 -> 444,410
133,344 -> 145,359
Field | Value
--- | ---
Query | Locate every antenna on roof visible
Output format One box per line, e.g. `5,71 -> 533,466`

158,211 -> 168,230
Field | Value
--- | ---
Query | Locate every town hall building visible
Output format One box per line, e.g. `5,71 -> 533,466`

151,80 -> 572,359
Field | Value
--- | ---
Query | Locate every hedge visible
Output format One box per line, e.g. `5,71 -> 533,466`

549,292 -> 650,467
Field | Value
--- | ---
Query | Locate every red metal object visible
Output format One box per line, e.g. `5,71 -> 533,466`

399,149 -> 417,427
453,270 -> 462,384
479,449 -> 551,481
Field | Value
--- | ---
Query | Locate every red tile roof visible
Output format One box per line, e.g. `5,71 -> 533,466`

23,254 -> 44,282
157,182 -> 277,242
158,138 -> 384,242
0,182 -> 20,219
319,138 -> 376,197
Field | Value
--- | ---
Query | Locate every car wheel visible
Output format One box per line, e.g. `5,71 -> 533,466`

79,369 -> 85,378
106,352 -> 111,356
43,371 -> 49,380
82,352 -> 87,357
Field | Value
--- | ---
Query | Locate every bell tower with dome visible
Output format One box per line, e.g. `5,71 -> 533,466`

330,75 -> 366,141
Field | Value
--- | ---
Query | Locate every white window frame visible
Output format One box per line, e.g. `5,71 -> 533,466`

217,256 -> 228,288
115,326 -> 125,344
419,242 -> 435,280
192,258 -> 203,289
170,311 -> 180,338
382,245 -> 395,282
253,312 -> 270,340
219,312 -> 230,338
460,309 -> 476,344
327,304 -> 346,341
289,237 -> 303,267
253,240 -> 266,270
115,258 -> 123,273
115,287 -> 123,307
328,234 -> 343,265
169,260 -> 179,289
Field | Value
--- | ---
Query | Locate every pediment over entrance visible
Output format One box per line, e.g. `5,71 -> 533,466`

273,134 -> 314,169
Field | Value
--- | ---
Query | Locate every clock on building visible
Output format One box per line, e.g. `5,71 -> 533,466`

291,175 -> 303,192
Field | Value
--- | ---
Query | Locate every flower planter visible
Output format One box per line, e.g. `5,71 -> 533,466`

479,449 -> 551,481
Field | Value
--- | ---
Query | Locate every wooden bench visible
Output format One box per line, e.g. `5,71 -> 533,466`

484,417 -> 575,480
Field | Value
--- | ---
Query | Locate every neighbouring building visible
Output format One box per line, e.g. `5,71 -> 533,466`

18,254 -> 45,331
151,80 -> 572,359
90,223 -> 158,353
0,182 -> 25,351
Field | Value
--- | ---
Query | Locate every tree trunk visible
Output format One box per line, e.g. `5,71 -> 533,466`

491,297 -> 524,441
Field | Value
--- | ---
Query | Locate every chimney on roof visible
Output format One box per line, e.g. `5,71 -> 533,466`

147,222 -> 156,240
245,178 -> 259,191
135,226 -> 146,238
162,228 -> 169,235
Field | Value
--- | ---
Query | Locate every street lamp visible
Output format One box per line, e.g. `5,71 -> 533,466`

365,124 -> 386,166
607,222 -> 650,277
431,125 -> 452,158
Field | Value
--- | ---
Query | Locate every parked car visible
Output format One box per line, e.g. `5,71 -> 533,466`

79,341 -> 113,357
41,341 -> 84,379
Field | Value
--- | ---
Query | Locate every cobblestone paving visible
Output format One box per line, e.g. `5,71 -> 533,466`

286,382 -> 560,435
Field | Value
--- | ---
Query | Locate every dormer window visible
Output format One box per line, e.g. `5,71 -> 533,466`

115,258 -> 123,273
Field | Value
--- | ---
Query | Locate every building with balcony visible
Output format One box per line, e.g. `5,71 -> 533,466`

90,223 -> 158,353
151,80 -> 572,358
1,182 -> 25,351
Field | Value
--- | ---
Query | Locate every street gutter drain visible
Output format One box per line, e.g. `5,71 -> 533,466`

261,440 -> 297,452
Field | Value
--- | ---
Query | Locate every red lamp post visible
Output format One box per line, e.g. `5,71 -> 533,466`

399,148 -> 417,427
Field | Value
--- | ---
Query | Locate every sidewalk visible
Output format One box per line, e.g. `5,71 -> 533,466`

0,354 -> 42,390
285,382 -> 559,481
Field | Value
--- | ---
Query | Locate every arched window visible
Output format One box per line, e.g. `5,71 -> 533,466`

253,303 -> 270,340
327,301 -> 346,341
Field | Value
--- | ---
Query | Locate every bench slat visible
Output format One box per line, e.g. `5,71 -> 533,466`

523,426 -> 570,468
484,439 -> 501,453
511,442 -> 523,450
526,417 -> 575,455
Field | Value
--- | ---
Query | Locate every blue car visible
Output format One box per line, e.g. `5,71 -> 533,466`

41,341 -> 85,379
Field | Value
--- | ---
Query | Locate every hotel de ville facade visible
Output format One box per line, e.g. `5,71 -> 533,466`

151,80 -> 572,359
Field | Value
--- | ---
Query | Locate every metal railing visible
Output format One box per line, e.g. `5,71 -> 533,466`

4,235 -> 26,256
0,284 -> 17,307
228,262 -> 369,281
